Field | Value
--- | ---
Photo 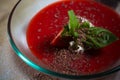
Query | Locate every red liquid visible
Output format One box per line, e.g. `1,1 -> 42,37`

27,0 -> 120,74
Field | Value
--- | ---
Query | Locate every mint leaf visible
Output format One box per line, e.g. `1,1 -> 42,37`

68,10 -> 80,29
62,10 -> 80,40
68,10 -> 80,38
83,27 -> 118,49
80,21 -> 90,28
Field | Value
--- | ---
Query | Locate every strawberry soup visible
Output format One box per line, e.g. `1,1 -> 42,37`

27,0 -> 120,75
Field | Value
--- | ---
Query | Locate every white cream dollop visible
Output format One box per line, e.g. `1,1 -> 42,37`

69,41 -> 84,54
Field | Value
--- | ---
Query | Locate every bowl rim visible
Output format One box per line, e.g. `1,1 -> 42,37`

7,0 -> 120,79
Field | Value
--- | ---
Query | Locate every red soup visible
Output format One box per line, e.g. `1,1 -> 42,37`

27,0 -> 120,75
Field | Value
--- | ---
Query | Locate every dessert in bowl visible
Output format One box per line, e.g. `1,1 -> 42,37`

8,0 -> 120,79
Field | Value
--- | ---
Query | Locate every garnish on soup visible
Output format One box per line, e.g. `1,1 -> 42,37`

51,10 -> 118,53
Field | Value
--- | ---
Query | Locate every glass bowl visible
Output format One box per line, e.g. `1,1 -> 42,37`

8,0 -> 120,80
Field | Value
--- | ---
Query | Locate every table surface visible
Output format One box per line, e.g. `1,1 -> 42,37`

0,0 -> 120,80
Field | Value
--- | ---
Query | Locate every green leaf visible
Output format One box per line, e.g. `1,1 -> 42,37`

62,10 -> 80,40
68,10 -> 80,35
83,27 -> 118,49
80,21 -> 90,28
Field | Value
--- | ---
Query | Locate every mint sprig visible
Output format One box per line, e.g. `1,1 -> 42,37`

62,10 -> 80,40
61,10 -> 118,50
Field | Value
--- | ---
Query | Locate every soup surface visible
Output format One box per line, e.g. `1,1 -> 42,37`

27,0 -> 120,75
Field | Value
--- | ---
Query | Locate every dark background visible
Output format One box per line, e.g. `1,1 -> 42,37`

96,0 -> 120,9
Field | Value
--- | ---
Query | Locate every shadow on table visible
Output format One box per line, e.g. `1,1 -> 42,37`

12,52 -> 58,80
